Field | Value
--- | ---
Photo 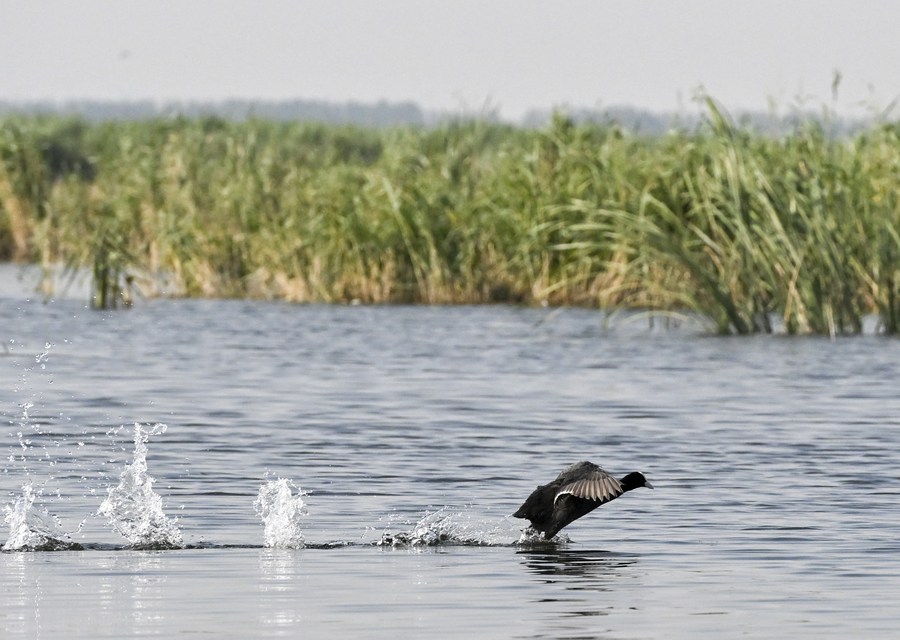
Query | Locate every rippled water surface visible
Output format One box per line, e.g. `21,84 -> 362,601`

2,268 -> 900,638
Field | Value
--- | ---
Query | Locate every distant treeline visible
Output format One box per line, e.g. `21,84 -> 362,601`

1,99 -> 898,335
0,98 -> 429,128
0,98 -> 874,136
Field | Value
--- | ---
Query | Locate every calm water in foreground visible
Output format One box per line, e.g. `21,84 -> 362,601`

2,267 -> 899,638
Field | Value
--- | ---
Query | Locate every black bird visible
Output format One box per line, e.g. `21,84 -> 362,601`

513,461 -> 653,539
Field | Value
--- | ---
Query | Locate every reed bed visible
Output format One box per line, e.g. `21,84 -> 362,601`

1,103 -> 898,334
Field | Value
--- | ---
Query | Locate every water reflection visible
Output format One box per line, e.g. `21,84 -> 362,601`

516,548 -> 641,638
2,553 -> 38,638
93,552 -> 169,633
517,548 -> 639,590
257,549 -> 305,630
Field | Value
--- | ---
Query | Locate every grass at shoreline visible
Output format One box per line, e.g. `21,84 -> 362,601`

1,102 -> 899,334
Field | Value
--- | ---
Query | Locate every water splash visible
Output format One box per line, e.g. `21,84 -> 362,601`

253,478 -> 307,548
97,423 -> 183,549
3,483 -> 82,551
516,527 -> 571,546
378,507 -> 516,547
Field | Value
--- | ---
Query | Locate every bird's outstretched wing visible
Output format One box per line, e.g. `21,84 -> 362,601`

554,468 -> 623,504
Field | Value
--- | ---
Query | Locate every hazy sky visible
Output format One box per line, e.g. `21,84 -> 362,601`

2,1 -> 897,120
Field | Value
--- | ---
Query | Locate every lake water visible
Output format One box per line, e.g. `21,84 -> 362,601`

2,266 -> 900,638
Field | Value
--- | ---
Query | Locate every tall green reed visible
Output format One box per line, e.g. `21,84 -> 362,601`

1,107 -> 899,334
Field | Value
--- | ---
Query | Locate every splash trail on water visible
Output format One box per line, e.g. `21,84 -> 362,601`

377,507 -> 524,547
97,423 -> 183,549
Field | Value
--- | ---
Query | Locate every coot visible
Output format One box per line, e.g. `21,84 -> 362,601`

513,461 -> 653,539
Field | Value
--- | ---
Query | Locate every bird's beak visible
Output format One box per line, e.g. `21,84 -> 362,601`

645,481 -> 654,489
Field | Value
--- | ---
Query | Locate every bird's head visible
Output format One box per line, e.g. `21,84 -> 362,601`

621,471 -> 654,491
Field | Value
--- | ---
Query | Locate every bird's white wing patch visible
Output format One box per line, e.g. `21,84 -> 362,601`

554,470 -> 623,504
